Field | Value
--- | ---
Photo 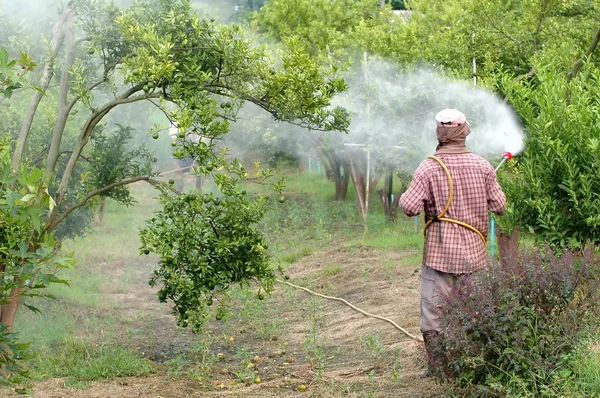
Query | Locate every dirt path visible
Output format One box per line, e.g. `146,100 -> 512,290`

2,233 -> 445,397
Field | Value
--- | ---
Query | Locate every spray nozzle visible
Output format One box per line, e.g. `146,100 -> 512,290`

495,151 -> 515,172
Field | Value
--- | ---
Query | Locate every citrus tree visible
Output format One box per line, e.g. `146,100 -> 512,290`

498,56 -> 600,249
1,0 -> 349,373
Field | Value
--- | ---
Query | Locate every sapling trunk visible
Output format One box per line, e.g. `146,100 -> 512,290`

496,229 -> 521,266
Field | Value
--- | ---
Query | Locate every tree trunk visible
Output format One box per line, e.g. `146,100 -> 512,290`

12,8 -> 71,170
94,196 -> 107,225
0,263 -> 23,333
496,229 -> 520,266
333,160 -> 350,201
0,289 -> 23,333
316,144 -> 349,201
378,188 -> 390,219
46,11 -> 76,175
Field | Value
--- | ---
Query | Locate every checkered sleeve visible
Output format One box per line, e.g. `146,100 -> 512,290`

486,167 -> 506,215
400,168 -> 429,217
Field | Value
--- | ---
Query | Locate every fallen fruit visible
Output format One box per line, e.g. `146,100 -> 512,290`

254,377 -> 261,384
278,196 -> 285,203
298,384 -> 307,391
228,336 -> 234,343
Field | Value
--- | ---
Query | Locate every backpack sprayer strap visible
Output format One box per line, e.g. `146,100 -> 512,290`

423,156 -> 486,245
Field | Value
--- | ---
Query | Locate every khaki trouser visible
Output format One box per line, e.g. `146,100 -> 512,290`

420,264 -> 470,333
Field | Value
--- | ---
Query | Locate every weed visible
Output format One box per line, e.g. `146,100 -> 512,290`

321,263 -> 343,277
280,252 -> 301,264
305,296 -> 327,380
361,267 -> 371,281
358,331 -> 385,358
390,346 -> 404,383
232,347 -> 257,383
165,355 -> 189,378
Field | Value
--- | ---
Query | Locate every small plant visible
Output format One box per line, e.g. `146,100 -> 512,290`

305,296 -> 327,380
321,263 -> 343,277
165,355 -> 189,378
232,348 -> 258,383
389,346 -> 403,382
358,331 -> 385,358
432,247 -> 600,396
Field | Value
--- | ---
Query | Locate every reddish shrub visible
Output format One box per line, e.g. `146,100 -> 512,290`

432,247 -> 600,396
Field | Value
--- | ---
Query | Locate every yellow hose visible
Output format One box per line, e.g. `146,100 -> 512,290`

424,156 -> 486,245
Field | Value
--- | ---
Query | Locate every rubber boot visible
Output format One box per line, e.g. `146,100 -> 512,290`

420,331 -> 440,378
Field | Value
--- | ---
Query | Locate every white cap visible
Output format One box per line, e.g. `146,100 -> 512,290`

435,109 -> 467,127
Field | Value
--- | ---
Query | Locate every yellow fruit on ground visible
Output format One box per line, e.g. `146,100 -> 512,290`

228,336 -> 234,342
298,384 -> 307,391
254,377 -> 261,384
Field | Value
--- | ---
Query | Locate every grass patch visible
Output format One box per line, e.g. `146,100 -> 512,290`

559,346 -> 600,396
321,263 -> 343,277
30,339 -> 153,383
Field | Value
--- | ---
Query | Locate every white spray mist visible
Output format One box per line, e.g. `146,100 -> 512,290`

333,61 -> 525,171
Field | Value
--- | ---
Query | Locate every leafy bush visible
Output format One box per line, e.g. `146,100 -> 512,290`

497,65 -> 600,248
432,247 -> 600,397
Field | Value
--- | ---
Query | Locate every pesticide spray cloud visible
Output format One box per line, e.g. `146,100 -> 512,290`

333,61 -> 525,171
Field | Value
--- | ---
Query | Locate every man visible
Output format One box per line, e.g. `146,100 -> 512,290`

399,109 -> 506,376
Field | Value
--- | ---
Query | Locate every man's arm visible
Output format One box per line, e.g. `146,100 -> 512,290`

400,171 -> 429,217
486,169 -> 506,215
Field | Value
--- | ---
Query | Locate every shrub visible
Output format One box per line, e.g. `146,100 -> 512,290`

432,247 -> 600,397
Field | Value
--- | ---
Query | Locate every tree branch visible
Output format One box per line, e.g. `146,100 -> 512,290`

12,8 -> 72,171
568,26 -> 600,82
64,57 -> 122,117
46,176 -> 153,232
203,83 -> 335,132
47,87 -> 160,226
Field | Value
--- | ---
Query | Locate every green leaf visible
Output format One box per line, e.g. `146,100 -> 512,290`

0,47 -> 9,68
22,303 -> 42,315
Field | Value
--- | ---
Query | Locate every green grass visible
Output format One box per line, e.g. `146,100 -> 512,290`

559,345 -> 600,396
321,263 -> 343,277
15,265 -> 111,348
30,339 -> 153,383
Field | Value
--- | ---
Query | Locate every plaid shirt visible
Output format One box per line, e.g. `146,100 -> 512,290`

400,153 -> 506,274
